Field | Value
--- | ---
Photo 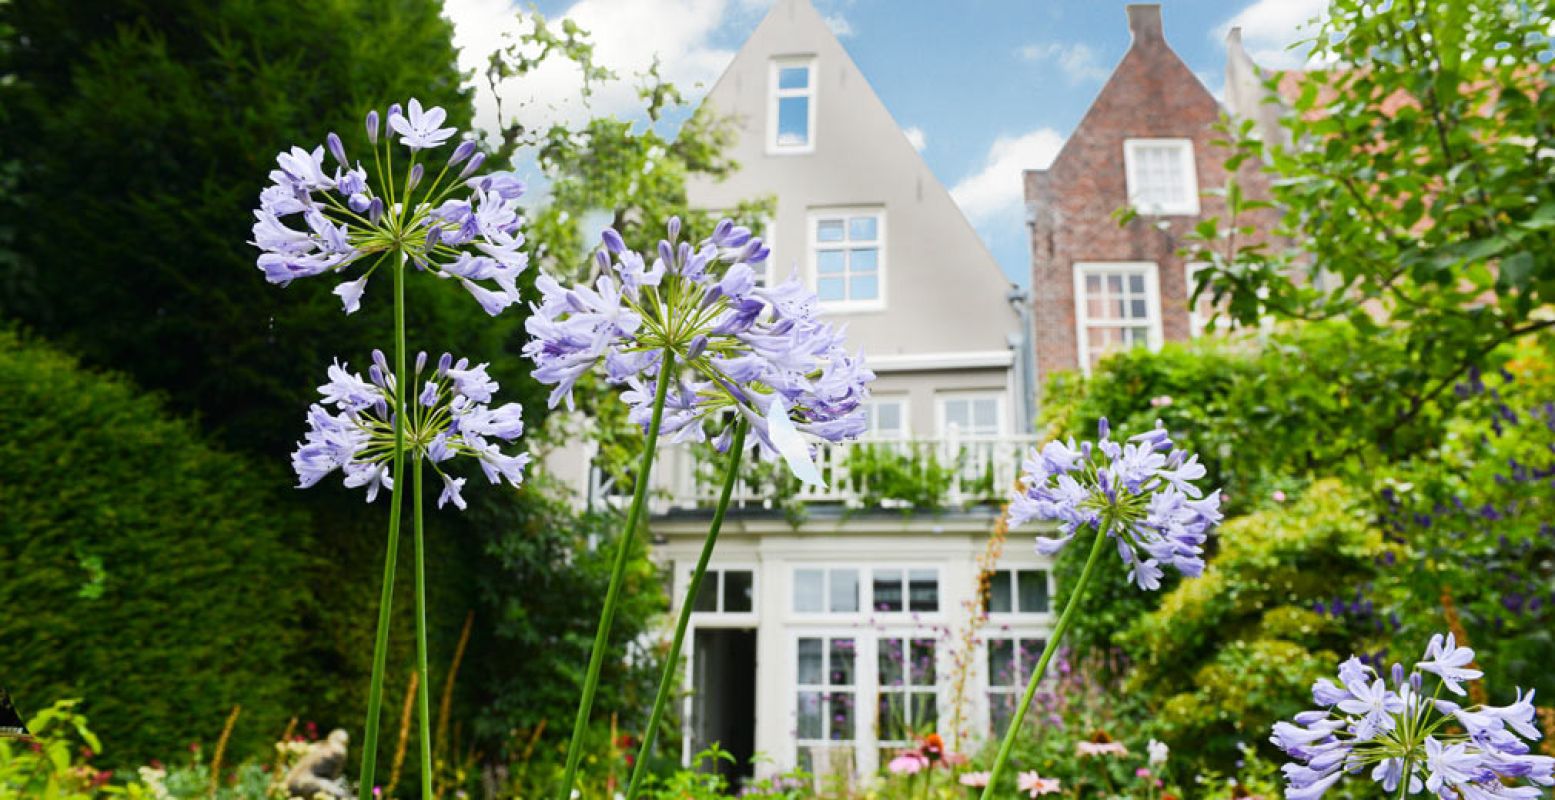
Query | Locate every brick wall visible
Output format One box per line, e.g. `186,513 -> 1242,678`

1025,4 -> 1280,384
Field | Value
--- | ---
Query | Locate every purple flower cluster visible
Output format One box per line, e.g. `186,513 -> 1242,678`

1008,418 -> 1222,590
251,99 -> 529,316
1273,633 -> 1554,799
522,218 -> 874,479
292,350 -> 530,508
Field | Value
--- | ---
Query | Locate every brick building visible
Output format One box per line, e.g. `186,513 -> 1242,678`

1024,4 -> 1278,382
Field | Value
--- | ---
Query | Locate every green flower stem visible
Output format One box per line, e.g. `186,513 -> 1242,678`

1395,758 -> 1411,800
558,349 -> 679,800
357,253 -> 411,800
980,520 -> 1112,800
413,456 -> 433,799
624,420 -> 750,800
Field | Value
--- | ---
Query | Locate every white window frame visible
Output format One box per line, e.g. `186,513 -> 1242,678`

874,632 -> 942,754
685,563 -> 759,623
791,566 -> 863,617
934,391 -> 1007,439
792,630 -> 863,773
807,208 -> 886,312
983,567 -> 1055,619
861,395 -> 911,440
984,634 -> 1050,736
1073,262 -> 1164,375
866,566 -> 942,616
768,57 -> 817,155
1123,138 -> 1200,216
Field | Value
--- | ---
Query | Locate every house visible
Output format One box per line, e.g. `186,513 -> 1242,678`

641,0 -> 1051,786
1024,4 -> 1282,382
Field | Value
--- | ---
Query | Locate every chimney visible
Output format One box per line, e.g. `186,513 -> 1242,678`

1127,4 -> 1164,45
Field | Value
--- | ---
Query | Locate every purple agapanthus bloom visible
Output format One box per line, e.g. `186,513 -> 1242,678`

292,350 -> 530,508
522,217 -> 874,482
1007,418 -> 1221,590
251,100 -> 528,316
1272,634 -> 1554,799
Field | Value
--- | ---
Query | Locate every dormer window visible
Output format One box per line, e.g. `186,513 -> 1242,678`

1123,138 -> 1199,215
769,58 -> 816,154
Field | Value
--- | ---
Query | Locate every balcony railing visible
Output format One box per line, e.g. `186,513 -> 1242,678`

654,433 -> 1041,514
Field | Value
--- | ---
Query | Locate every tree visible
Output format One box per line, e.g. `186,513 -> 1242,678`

1191,0 -> 1555,459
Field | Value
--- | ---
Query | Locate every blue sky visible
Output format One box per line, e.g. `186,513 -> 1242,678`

446,0 -> 1324,286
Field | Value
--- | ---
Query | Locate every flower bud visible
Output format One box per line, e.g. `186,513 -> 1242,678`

685,334 -> 708,361
372,348 -> 389,372
407,164 -> 424,193
349,193 -> 371,213
448,140 -> 477,167
458,152 -> 486,179
387,102 -> 403,121
424,226 -> 442,251
658,240 -> 675,270
1098,417 -> 1111,440
666,216 -> 681,242
365,110 -> 380,144
326,132 -> 347,165
601,228 -> 626,254
368,197 -> 384,225
415,351 -> 428,375
594,250 -> 610,272
437,352 -> 453,377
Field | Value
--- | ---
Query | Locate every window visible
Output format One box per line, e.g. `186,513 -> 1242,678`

870,569 -> 938,613
794,567 -> 861,614
986,637 -> 1048,733
984,569 -> 1050,614
810,210 -> 884,309
769,58 -> 816,153
796,636 -> 856,768
1123,138 -> 1199,215
691,568 -> 755,614
877,636 -> 937,759
1185,261 -> 1213,337
862,397 -> 908,440
1073,262 -> 1162,373
937,393 -> 1004,438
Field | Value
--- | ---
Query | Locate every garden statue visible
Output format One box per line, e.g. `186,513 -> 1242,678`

284,729 -> 351,800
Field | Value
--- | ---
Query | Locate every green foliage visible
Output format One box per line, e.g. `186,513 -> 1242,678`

1124,480 -> 1389,765
0,700 -> 138,799
843,444 -> 955,512
1189,0 -> 1555,452
0,330 -> 308,766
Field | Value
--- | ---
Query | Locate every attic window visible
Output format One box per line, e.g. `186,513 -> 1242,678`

769,58 -> 815,153
1123,138 -> 1199,215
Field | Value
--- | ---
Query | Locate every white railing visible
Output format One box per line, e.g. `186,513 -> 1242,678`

655,433 -> 1040,513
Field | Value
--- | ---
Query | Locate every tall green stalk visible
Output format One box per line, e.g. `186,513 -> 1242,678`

980,521 -> 1112,799
412,457 -> 433,799
558,350 -> 679,800
358,254 -> 410,800
624,420 -> 749,800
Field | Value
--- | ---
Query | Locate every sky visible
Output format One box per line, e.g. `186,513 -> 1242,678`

442,0 -> 1328,287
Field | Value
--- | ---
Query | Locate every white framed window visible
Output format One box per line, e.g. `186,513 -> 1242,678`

869,568 -> 939,614
936,392 -> 1005,438
1073,262 -> 1163,373
1185,261 -> 1214,337
876,635 -> 938,759
795,635 -> 857,770
986,636 -> 1048,734
689,567 -> 756,615
793,567 -> 861,614
769,58 -> 816,154
984,569 -> 1051,615
809,209 -> 885,311
1123,138 -> 1199,215
861,396 -> 909,440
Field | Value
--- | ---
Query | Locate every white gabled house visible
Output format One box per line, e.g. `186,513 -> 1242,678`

637,0 -> 1054,787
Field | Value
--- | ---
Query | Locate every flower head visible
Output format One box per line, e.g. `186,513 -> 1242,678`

252,101 -> 527,316
1017,770 -> 1062,796
1148,738 -> 1170,766
958,771 -> 990,788
1009,419 -> 1221,590
887,751 -> 928,775
523,217 -> 874,476
1271,633 -> 1554,799
291,352 -> 530,505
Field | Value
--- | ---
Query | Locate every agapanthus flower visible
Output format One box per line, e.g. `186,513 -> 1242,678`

1008,418 -> 1222,590
251,100 -> 528,316
1271,634 -> 1554,799
292,350 -> 530,507
522,217 -> 874,483
1017,771 -> 1062,796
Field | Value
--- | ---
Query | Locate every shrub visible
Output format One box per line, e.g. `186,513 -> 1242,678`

0,329 -> 308,766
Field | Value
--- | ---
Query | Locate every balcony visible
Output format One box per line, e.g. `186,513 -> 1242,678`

653,434 -> 1040,515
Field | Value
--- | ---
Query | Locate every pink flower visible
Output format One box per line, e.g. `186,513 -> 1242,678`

888,752 -> 929,775
1076,740 -> 1129,757
1136,767 -> 1152,778
959,771 -> 991,787
1150,395 -> 1174,408
1018,770 -> 1062,796
1272,489 -> 1287,503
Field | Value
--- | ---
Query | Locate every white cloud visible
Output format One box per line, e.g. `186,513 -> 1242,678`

902,126 -> 926,152
950,128 -> 1065,226
824,13 -> 853,37
1216,0 -> 1329,69
445,0 -> 737,140
1017,41 -> 1109,84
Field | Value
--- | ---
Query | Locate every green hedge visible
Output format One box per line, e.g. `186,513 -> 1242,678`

0,328 -> 309,765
